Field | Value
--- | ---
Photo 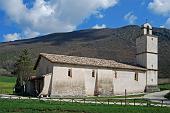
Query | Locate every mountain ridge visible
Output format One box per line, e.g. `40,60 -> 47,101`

0,25 -> 170,78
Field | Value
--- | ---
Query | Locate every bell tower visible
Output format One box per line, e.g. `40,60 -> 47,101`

136,23 -> 159,92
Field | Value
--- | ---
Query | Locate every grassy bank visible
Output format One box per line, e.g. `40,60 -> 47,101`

159,84 -> 170,91
0,99 -> 169,113
0,76 -> 16,94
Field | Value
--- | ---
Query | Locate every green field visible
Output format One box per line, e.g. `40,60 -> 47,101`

0,99 -> 169,113
0,76 -> 169,113
0,76 -> 16,94
159,84 -> 170,91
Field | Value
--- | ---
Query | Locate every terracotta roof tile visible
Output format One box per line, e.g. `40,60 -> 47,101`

38,53 -> 146,71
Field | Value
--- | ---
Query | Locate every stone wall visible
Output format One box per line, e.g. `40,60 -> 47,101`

51,65 -> 86,97
146,70 -> 158,86
113,71 -> 146,95
50,64 -> 146,97
97,69 -> 114,96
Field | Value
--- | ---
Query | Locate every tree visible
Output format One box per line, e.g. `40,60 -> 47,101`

14,49 -> 35,94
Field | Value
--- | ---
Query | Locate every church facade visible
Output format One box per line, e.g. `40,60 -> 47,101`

26,23 -> 159,97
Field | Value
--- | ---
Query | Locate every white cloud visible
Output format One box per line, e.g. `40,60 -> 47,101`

23,28 -> 40,39
92,24 -> 106,29
165,18 -> 170,28
148,0 -> 170,16
160,25 -> 165,28
3,29 -> 40,41
148,0 -> 170,28
124,12 -> 137,24
3,33 -> 21,41
0,0 -> 118,41
98,14 -> 104,18
95,12 -> 104,19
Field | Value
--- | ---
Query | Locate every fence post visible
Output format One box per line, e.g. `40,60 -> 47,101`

161,100 -> 163,107
60,98 -> 61,105
95,98 -> 97,105
134,99 -> 135,106
108,99 -> 109,105
125,89 -> 127,106
121,100 -> 122,106
72,98 -> 73,103
147,99 -> 149,107
83,98 -> 85,104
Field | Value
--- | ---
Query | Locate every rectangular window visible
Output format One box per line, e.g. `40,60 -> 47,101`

134,72 -> 138,81
68,69 -> 72,77
92,70 -> 95,77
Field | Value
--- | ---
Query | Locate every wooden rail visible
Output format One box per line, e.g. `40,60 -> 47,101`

0,96 -> 168,107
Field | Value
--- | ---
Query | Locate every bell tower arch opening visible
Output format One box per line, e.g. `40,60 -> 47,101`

147,25 -> 150,34
141,23 -> 152,35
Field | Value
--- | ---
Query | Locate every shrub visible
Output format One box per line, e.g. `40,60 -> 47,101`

164,92 -> 170,100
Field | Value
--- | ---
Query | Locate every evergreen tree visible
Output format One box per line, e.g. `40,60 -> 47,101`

14,49 -> 35,93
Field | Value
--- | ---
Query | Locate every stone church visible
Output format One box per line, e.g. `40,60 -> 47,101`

26,23 -> 159,97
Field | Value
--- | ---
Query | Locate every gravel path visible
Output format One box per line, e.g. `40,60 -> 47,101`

144,90 -> 170,104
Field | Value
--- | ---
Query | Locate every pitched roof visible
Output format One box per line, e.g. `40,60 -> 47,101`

34,53 -> 146,71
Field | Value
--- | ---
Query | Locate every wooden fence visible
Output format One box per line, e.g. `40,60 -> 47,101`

46,97 -> 167,107
0,96 -> 168,107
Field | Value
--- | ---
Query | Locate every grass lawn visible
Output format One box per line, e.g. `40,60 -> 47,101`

0,76 -> 16,94
159,84 -> 170,91
0,99 -> 169,113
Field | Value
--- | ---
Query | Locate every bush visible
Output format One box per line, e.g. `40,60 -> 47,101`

164,92 -> 170,100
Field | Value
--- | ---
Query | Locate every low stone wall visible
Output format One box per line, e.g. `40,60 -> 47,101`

158,78 -> 170,84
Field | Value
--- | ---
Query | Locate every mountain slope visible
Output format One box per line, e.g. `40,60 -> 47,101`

0,25 -> 170,78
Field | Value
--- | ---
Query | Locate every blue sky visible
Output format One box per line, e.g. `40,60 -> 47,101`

0,0 -> 169,42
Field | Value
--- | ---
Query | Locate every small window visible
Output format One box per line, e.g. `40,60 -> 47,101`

147,26 -> 150,34
92,70 -> 95,77
134,72 -> 138,81
115,71 -> 117,78
151,79 -> 153,82
68,69 -> 72,77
